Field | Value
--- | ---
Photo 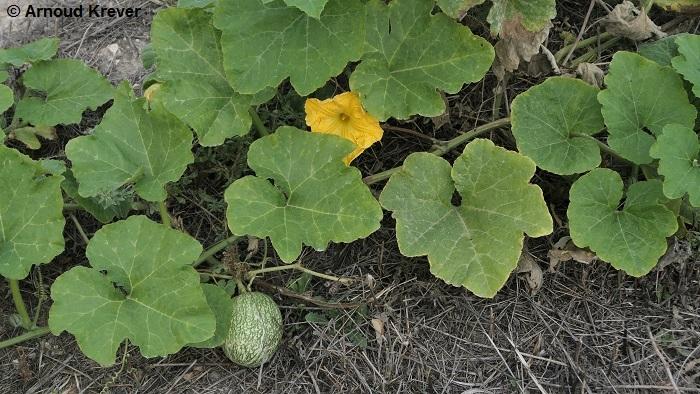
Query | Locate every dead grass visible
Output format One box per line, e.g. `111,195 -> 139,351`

1,1 -> 700,393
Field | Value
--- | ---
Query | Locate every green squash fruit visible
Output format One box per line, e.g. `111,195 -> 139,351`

223,292 -> 283,367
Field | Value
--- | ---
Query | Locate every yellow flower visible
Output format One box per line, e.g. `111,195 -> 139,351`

305,92 -> 383,165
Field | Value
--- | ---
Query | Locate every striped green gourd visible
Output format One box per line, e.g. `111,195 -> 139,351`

223,292 -> 283,367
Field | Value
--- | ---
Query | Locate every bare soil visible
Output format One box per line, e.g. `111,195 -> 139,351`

1,1 -> 700,393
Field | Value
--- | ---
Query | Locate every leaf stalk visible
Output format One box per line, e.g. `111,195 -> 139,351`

0,326 -> 51,350
8,279 -> 32,330
364,117 -> 511,185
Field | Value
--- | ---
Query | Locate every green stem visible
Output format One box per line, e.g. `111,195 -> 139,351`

569,37 -> 622,67
572,133 -> 632,164
363,167 -> 401,186
364,118 -> 511,186
62,203 -> 81,211
235,278 -> 248,294
69,214 -> 90,244
31,269 -> 45,328
247,263 -> 301,277
193,235 -> 239,267
8,279 -> 31,330
247,263 -> 352,284
430,117 -> 511,156
554,32 -> 614,63
158,201 -> 172,228
249,108 -> 270,137
0,327 -> 51,349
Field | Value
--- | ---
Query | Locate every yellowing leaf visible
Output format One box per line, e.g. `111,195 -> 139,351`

305,92 -> 383,164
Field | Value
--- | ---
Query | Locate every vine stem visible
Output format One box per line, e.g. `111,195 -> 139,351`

158,201 -> 172,228
363,117 -> 511,185
249,108 -> 270,137
69,214 -> 90,244
8,279 -> 31,330
571,133 -> 633,164
0,326 -> 51,350
193,235 -> 239,267
246,263 -> 353,284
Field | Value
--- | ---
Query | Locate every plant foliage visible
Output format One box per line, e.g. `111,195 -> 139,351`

225,127 -> 383,263
380,139 -> 552,297
351,0 -> 494,120
65,83 -> 193,202
0,146 -> 65,280
48,216 -> 215,366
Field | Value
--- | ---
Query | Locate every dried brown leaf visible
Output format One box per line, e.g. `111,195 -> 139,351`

493,17 -> 552,80
548,236 -> 598,271
517,251 -> 543,293
604,1 -> 666,41
576,63 -> 605,88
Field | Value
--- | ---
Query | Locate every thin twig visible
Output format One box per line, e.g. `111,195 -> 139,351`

561,0 -> 596,66
647,326 -> 680,394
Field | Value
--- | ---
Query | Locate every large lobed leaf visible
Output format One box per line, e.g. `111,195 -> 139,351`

598,51 -> 697,164
225,127 -> 383,263
66,83 -> 193,202
213,0 -> 365,96
350,0 -> 494,121
15,59 -> 113,126
49,216 -> 215,366
672,34 -> 700,97
0,38 -> 59,66
151,8 -> 272,146
511,77 -> 604,175
380,139 -> 552,298
650,124 -> 700,207
567,169 -> 677,276
0,146 -> 65,280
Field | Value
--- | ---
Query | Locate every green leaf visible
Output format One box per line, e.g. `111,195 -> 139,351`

65,83 -> 193,202
0,84 -> 12,113
436,0 -> 487,18
350,0 -> 494,121
0,70 -> 9,82
0,145 -> 65,280
8,125 -> 56,150
598,51 -> 697,164
225,126 -> 383,263
48,216 -> 214,366
263,0 -> 330,18
62,170 -> 132,224
39,159 -> 67,176
151,8 -> 272,146
638,33 -> 689,66
511,77 -> 604,175
672,34 -> 700,98
190,284 -> 233,348
140,44 -> 156,69
567,169 -> 677,276
15,59 -> 113,126
487,0 -> 557,35
213,0 -> 365,96
0,38 -> 59,66
650,124 -> 700,207
379,139 -> 552,298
